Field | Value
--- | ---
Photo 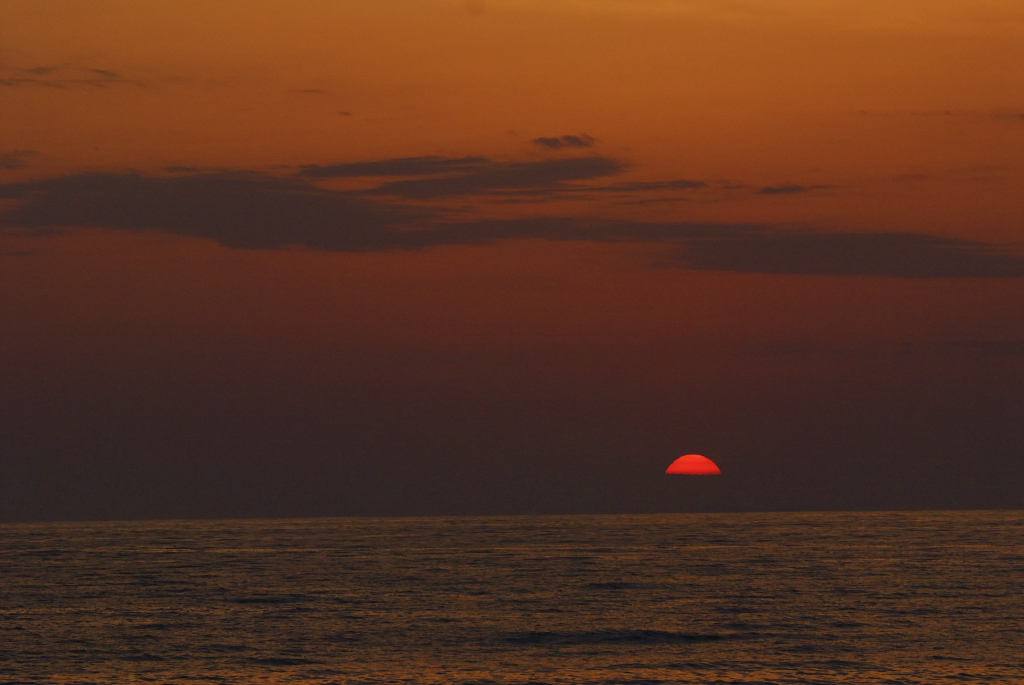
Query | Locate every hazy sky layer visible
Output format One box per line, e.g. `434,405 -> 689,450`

2,0 -> 1022,521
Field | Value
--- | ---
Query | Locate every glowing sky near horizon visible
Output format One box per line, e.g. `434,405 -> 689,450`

1,0 -> 1023,519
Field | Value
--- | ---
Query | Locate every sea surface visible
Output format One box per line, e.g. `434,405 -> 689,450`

1,511 -> 1022,684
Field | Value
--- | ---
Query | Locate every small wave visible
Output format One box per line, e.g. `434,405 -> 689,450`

123,653 -> 165,662
201,643 -> 247,653
506,629 -> 723,646
252,657 -> 319,666
166,675 -> 227,682
233,594 -> 309,605
587,582 -> 636,590
21,549 -> 65,557
324,633 -> 360,643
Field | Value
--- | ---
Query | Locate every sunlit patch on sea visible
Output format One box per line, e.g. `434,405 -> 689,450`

1,511 -> 1021,683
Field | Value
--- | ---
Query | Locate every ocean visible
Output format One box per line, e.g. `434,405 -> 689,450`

1,511 -> 1021,683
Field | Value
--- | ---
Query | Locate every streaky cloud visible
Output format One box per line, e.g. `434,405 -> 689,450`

367,156 -> 624,198
534,138 -> 563,149
533,135 -> 595,149
0,150 -> 37,170
300,155 -> 623,198
759,184 -> 834,195
0,63 -> 140,89
760,185 -> 807,195
581,179 -> 707,193
20,66 -> 61,75
675,229 -> 1024,278
298,156 -> 488,178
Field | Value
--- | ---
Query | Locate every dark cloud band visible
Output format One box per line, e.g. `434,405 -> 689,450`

0,172 -> 419,251
3,166 -> 1022,278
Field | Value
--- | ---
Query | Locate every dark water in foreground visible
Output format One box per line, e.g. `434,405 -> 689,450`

1,511 -> 1022,684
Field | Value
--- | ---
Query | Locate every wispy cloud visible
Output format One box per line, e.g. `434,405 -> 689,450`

0,64 -> 142,89
365,157 -> 625,198
915,109 -> 1024,121
578,179 -> 707,194
533,135 -> 595,149
759,184 -> 833,195
673,229 -> 1024,278
302,155 -> 624,198
299,156 -> 489,178
859,108 -> 1024,123
299,154 -> 715,200
0,150 -> 37,170
759,185 -> 806,195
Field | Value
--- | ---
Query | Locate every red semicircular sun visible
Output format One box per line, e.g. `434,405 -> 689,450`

666,454 -> 721,475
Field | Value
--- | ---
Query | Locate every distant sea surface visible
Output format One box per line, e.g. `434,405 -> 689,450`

2,511 -> 1022,684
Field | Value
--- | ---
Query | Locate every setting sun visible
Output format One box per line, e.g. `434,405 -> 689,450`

666,454 -> 722,475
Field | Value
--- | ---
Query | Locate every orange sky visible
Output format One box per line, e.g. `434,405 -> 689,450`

2,0 -> 1023,519
4,1 -> 1024,233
